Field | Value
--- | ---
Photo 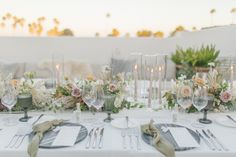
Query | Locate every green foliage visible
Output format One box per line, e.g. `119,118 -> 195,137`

171,45 -> 219,67
194,45 -> 220,67
171,45 -> 220,78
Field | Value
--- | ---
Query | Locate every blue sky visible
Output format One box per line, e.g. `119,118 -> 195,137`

0,0 -> 236,36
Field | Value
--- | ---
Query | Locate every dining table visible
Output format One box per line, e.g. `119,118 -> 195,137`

0,108 -> 236,157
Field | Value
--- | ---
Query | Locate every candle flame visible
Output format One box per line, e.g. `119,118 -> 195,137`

151,68 -> 154,73
134,64 -> 138,70
159,66 -> 162,72
56,64 -> 60,70
231,65 -> 234,70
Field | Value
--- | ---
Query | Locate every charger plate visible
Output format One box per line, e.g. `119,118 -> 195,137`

141,123 -> 200,151
29,122 -> 88,149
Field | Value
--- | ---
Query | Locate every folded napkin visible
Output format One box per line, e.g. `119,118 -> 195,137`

27,119 -> 64,157
141,120 -> 175,157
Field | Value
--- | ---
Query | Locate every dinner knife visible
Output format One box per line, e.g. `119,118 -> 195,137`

98,128 -> 104,149
196,130 -> 215,151
226,115 -> 236,124
207,129 -> 229,151
86,128 -> 94,149
202,130 -> 221,151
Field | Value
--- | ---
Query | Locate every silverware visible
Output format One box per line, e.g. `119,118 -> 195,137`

127,129 -> 133,149
5,127 -> 32,148
98,128 -> 104,149
86,128 -> 94,149
121,130 -> 127,149
196,130 -> 215,151
226,115 -> 236,124
32,114 -> 44,126
202,130 -> 221,151
207,129 -> 229,151
92,128 -> 99,148
134,128 -> 141,150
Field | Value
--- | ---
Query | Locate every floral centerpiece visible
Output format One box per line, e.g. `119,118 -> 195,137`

53,77 -> 88,111
53,69 -> 143,113
11,71 -> 52,111
164,63 -> 234,113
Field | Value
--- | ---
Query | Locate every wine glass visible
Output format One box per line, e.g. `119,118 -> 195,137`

92,85 -> 105,111
82,81 -> 96,111
1,83 -> 18,126
103,94 -> 116,122
82,81 -> 104,124
176,80 -> 193,110
176,80 -> 193,123
192,86 -> 208,127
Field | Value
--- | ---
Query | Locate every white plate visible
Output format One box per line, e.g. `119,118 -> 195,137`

215,116 -> 236,128
111,118 -> 139,129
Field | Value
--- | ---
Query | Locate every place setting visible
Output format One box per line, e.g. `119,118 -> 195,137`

1,1 -> 236,157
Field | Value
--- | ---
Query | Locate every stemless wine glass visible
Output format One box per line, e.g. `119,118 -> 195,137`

1,82 -> 18,126
192,86 -> 208,127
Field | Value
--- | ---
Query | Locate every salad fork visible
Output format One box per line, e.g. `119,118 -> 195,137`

5,126 -> 32,148
134,128 -> 141,150
127,129 -> 133,149
86,128 -> 94,149
121,130 -> 127,149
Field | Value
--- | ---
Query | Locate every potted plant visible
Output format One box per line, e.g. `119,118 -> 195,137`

171,45 -> 220,78
193,45 -> 220,73
171,47 -> 196,79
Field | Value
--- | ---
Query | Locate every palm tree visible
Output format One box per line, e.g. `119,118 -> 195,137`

210,9 -> 216,26
231,8 -> 236,24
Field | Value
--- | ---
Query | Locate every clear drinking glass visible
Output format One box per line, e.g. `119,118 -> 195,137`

1,83 -> 18,126
176,80 -> 193,110
176,80 -> 193,123
82,81 -> 104,124
192,86 -> 210,126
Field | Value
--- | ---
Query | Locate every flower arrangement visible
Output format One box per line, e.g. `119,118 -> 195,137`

0,68 -> 144,113
53,77 -> 88,111
163,63 -> 234,113
14,71 -> 53,110
53,72 -> 143,113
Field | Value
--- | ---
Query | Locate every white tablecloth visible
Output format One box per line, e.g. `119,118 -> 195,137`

0,109 -> 236,157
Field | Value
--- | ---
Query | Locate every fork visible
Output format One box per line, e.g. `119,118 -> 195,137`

134,128 -> 141,150
121,130 -> 127,149
5,115 -> 44,149
5,126 -> 32,148
127,129 -> 133,149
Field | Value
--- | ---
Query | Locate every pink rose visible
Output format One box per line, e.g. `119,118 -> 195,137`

108,83 -> 117,93
220,90 -> 232,103
71,87 -> 81,97
180,85 -> 192,97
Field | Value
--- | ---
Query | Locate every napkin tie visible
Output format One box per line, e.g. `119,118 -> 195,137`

141,120 -> 175,157
27,119 -> 64,157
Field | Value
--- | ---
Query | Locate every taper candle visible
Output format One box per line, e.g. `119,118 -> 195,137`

148,68 -> 153,107
158,66 -> 162,104
231,65 -> 234,89
134,64 -> 138,101
56,64 -> 60,87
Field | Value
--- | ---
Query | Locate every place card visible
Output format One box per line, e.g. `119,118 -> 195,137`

168,127 -> 200,148
52,126 -> 81,146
